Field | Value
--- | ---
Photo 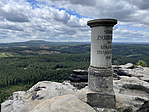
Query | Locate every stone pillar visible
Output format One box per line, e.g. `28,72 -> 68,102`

87,19 -> 117,108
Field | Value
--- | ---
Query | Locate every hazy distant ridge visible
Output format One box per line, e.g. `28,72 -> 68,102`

0,40 -> 90,48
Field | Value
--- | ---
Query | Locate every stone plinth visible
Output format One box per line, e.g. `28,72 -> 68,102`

88,66 -> 113,92
87,92 -> 116,108
87,19 -> 117,108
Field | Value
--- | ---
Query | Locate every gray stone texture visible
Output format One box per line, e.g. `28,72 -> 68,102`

87,19 -> 117,108
87,92 -> 116,108
1,64 -> 149,112
88,66 -> 113,92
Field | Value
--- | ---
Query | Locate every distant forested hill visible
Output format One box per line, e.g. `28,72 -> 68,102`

0,40 -> 89,48
0,41 -> 149,106
0,41 -> 149,65
112,43 -> 149,65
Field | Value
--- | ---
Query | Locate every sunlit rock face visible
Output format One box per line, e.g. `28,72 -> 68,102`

1,63 -> 149,112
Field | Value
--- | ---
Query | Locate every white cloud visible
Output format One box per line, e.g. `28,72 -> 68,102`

69,0 -> 96,6
0,0 -> 149,43
52,9 -> 70,23
0,0 -> 31,22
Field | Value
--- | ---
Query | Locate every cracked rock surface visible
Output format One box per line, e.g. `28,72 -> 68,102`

1,63 -> 149,112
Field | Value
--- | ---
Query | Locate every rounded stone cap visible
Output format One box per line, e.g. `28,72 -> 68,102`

87,19 -> 117,27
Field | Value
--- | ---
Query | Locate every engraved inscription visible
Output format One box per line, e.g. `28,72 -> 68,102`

97,30 -> 112,40
97,30 -> 112,57
104,30 -> 112,34
97,50 -> 112,54
107,41 -> 112,44
106,56 -> 111,59
97,35 -> 112,40
101,44 -> 112,49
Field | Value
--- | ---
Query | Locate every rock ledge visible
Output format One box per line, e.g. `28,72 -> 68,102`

1,63 -> 149,112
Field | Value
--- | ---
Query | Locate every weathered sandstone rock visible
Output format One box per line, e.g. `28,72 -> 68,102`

1,63 -> 149,112
31,94 -> 96,112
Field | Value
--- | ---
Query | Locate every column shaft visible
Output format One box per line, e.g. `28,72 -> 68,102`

87,19 -> 117,108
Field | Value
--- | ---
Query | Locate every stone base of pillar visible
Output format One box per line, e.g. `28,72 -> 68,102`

87,66 -> 116,108
87,92 -> 116,108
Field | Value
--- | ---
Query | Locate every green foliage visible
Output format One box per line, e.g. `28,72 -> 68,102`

137,60 -> 147,67
0,53 -> 5,57
0,83 -> 33,105
0,54 -> 90,105
1,42 -> 149,107
112,44 -> 149,66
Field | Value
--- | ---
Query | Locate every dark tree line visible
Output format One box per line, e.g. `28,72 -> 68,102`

0,54 -> 90,104
1,43 -> 149,106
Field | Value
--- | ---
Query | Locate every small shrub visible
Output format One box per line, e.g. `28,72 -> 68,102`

137,60 -> 147,67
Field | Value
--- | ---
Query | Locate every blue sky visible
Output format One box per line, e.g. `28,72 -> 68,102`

0,0 -> 149,43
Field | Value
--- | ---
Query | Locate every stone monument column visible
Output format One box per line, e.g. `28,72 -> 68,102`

87,19 -> 117,108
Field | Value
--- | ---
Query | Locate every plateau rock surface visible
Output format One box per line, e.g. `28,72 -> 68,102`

1,63 -> 149,112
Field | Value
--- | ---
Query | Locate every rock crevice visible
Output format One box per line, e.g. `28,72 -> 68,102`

1,63 -> 149,112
